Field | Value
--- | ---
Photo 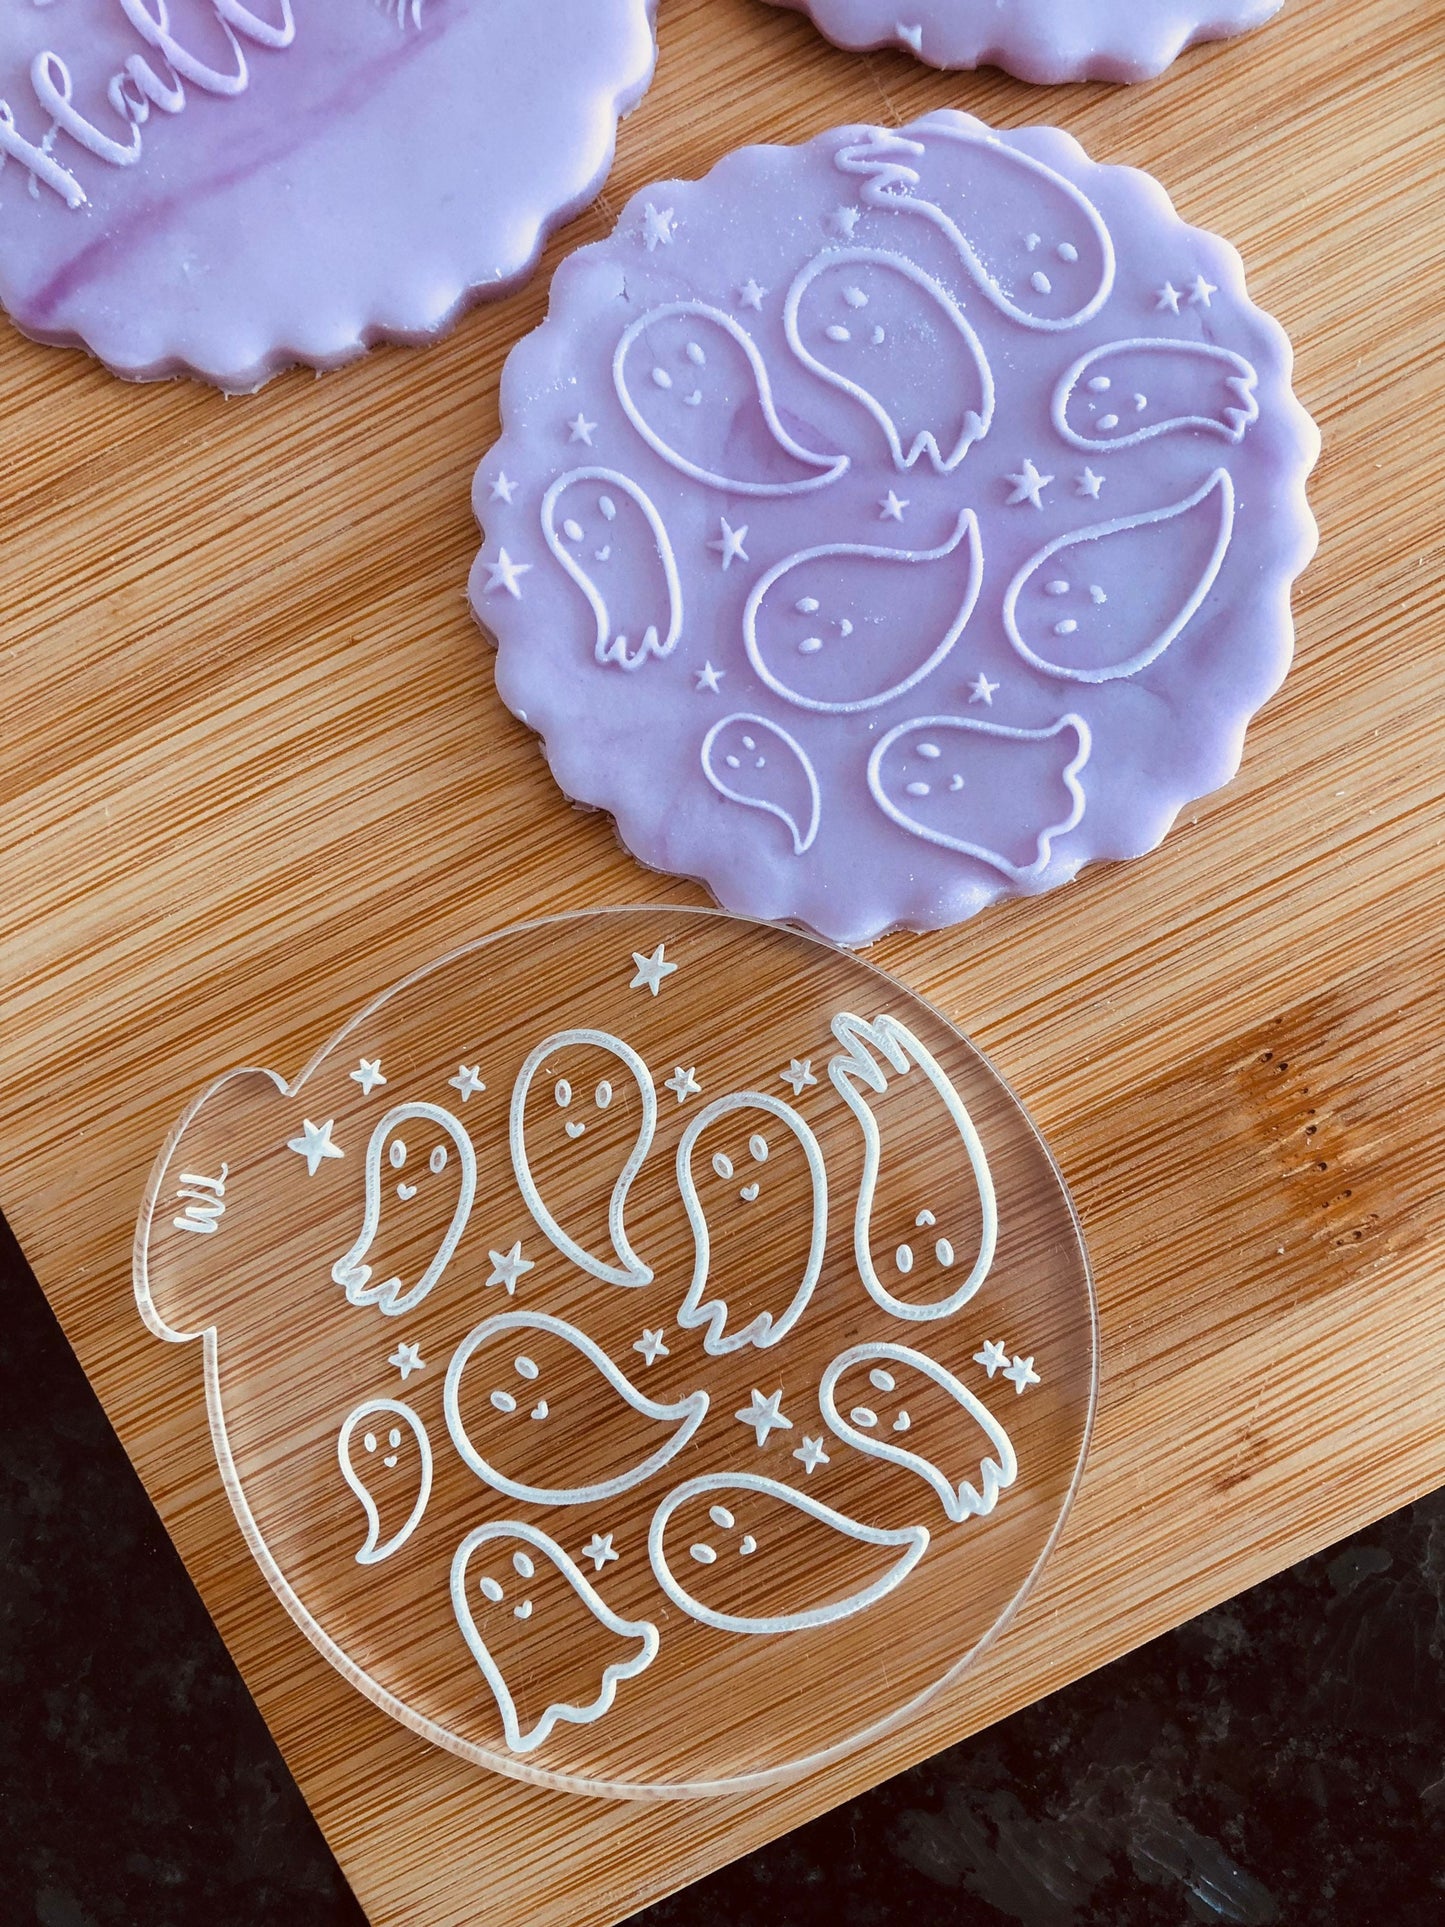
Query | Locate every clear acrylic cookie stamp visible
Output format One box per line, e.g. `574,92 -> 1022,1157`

135,908 -> 1096,1798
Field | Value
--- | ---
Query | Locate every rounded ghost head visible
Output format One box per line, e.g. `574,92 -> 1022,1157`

675,1091 -> 828,1354
509,1028 -> 656,1286
331,1101 -> 477,1317
337,1397 -> 433,1565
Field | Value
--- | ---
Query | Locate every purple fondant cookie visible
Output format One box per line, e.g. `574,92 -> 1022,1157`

0,2 -> 656,390
471,112 -> 1318,946
765,0 -> 1285,82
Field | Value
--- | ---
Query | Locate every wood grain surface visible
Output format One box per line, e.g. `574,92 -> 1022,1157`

0,1 -> 1440,1922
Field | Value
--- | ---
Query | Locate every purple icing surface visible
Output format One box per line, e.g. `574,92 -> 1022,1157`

470,112 -> 1319,947
0,2 -> 657,391
765,0 -> 1285,81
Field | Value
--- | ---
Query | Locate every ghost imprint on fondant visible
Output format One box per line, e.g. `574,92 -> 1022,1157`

869,715 -> 1091,881
784,250 -> 994,472
445,1309 -> 708,1505
614,304 -> 849,496
676,1092 -> 828,1354
743,510 -> 983,715
510,1028 -> 656,1286
1003,472 -> 1234,683
649,1472 -> 929,1635
451,1520 -> 658,1753
819,1343 -> 1017,1522
337,1398 -> 433,1565
833,123 -> 1115,332
1053,340 -> 1260,452
331,1102 -> 477,1316
702,714 -> 822,857
829,1012 -> 997,1321
541,468 -> 683,670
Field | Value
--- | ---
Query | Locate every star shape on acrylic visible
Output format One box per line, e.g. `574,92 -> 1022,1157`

968,673 -> 999,707
350,1057 -> 387,1096
581,1532 -> 619,1571
1187,273 -> 1218,308
482,548 -> 532,599
708,517 -> 750,570
630,943 -> 678,995
780,1058 -> 817,1097
287,1117 -> 344,1177
831,204 -> 862,239
1003,1354 -> 1041,1394
737,278 -> 767,311
793,1435 -> 830,1476
1155,281 -> 1182,315
973,1338 -> 1009,1379
1075,468 -> 1105,500
735,1387 -> 793,1448
642,202 -> 676,251
1005,458 -> 1054,509
489,471 -> 518,504
449,1064 -> 486,1102
567,412 -> 597,447
665,1065 -> 702,1104
388,1342 -> 424,1381
487,1241 -> 534,1295
634,1328 -> 670,1367
878,490 -> 909,522
694,661 -> 725,695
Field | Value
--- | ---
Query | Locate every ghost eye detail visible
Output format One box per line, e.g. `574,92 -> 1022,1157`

388,1139 -> 407,1170
430,1144 -> 449,1174
554,1079 -> 572,1108
749,1134 -> 769,1163
595,1080 -> 613,1109
712,1151 -> 735,1180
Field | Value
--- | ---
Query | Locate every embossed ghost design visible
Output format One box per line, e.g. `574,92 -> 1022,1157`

818,1343 -> 1017,1521
337,1397 -> 434,1565
868,715 -> 1091,881
1053,340 -> 1261,451
784,250 -> 994,471
451,1521 -> 659,1753
510,1028 -> 656,1286
1003,472 -> 1235,683
834,119 -> 1115,331
444,1310 -> 708,1504
829,1011 -> 996,1321
649,1472 -> 929,1634
743,511 -> 983,714
701,713 -> 822,856
541,467 -> 683,670
331,1102 -> 477,1316
675,1092 -> 828,1354
614,304 -> 848,495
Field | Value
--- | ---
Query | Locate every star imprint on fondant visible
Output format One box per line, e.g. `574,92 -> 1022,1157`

793,1434 -> 830,1475
449,1065 -> 486,1102
388,1342 -> 424,1381
780,1058 -> 817,1096
350,1058 -> 387,1096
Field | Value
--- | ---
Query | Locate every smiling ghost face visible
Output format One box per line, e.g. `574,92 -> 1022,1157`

337,1396 -> 432,1565
677,1094 -> 827,1354
332,1102 -> 477,1317
511,1031 -> 656,1286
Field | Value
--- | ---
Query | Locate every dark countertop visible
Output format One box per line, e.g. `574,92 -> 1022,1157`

1,1209 -> 1441,1927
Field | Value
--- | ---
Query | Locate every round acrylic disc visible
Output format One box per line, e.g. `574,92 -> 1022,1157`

136,907 -> 1095,1797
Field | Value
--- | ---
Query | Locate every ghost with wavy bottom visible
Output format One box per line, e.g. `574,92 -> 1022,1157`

451,1521 -> 659,1754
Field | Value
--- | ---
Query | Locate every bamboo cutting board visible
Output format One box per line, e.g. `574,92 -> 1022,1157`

0,0 -> 1441,1921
